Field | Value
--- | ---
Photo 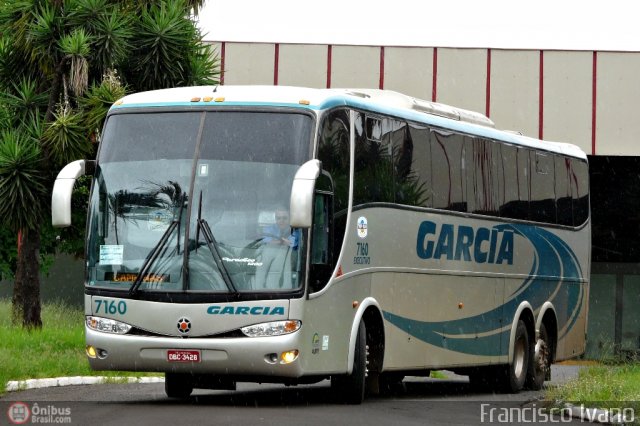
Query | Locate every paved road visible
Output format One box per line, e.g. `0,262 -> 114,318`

1,366 -> 587,425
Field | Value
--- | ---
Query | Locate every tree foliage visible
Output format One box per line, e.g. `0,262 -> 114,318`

0,0 -> 219,326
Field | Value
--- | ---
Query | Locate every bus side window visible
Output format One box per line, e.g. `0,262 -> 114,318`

530,152 -> 556,223
431,130 -> 466,212
314,108 -> 350,293
572,159 -> 589,226
406,124 -> 432,208
555,155 -> 574,226
500,144 -> 529,220
309,174 -> 333,293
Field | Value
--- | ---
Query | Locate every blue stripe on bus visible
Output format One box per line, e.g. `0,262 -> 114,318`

383,225 -> 583,356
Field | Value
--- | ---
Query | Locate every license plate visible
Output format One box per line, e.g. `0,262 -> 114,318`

167,349 -> 201,363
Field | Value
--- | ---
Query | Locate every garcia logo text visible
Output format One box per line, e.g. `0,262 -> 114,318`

416,221 -> 514,265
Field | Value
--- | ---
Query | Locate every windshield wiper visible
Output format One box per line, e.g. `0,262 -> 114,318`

198,218 -> 238,294
129,220 -> 178,297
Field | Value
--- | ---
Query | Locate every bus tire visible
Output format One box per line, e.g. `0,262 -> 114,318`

331,320 -> 366,404
498,320 -> 530,393
525,323 -> 550,390
165,373 -> 194,399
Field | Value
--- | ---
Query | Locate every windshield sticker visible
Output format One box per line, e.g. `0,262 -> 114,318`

222,257 -> 262,267
357,216 -> 368,238
100,245 -> 124,265
198,163 -> 209,176
104,272 -> 169,283
148,210 -> 173,231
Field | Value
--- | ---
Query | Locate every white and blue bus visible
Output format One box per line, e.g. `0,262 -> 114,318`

52,86 -> 590,403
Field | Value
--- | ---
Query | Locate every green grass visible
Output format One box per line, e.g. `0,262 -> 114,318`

429,370 -> 449,379
546,363 -> 640,406
0,299 -> 156,395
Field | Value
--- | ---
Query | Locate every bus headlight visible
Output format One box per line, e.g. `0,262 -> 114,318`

241,320 -> 301,337
86,316 -> 132,334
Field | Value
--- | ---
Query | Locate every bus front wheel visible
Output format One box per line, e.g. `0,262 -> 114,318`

331,320 -> 367,404
165,373 -> 194,399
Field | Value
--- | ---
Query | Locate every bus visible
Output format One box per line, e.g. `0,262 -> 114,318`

51,85 -> 590,403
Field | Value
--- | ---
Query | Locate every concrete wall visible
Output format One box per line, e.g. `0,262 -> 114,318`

437,48 -> 486,115
384,47 -> 433,101
596,53 -> 640,155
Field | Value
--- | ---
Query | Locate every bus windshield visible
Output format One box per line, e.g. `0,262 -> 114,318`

86,111 -> 313,294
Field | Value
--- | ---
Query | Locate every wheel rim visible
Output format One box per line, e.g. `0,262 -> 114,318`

514,335 -> 526,378
534,338 -> 549,376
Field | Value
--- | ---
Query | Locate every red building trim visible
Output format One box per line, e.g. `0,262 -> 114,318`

432,47 -> 438,101
220,42 -> 226,85
379,46 -> 385,89
486,48 -> 491,117
274,43 -> 279,86
539,50 -> 544,140
327,45 -> 332,88
592,51 -> 598,155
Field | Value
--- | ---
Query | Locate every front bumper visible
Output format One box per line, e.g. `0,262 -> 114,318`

85,326 -> 304,378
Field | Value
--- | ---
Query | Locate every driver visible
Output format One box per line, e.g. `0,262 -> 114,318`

262,207 -> 300,249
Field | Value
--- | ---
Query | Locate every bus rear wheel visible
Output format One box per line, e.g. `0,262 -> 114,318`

498,320 -> 530,393
525,323 -> 551,390
331,320 -> 367,404
165,373 -> 194,399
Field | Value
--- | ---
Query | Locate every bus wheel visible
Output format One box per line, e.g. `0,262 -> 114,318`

498,320 -> 530,393
331,320 -> 367,404
525,323 -> 550,390
165,373 -> 194,399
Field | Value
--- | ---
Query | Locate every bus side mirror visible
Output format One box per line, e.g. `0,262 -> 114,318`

51,159 -> 94,227
290,159 -> 321,228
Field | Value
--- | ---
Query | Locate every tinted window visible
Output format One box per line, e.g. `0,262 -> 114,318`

317,109 -> 350,266
431,130 -> 466,211
516,148 -> 531,220
500,145 -> 529,220
393,121 -> 430,207
530,152 -> 556,223
100,112 -> 201,162
555,156 -> 574,226
407,124 -> 432,208
572,159 -> 589,226
353,114 -> 394,205
200,112 -> 311,164
466,138 -> 498,215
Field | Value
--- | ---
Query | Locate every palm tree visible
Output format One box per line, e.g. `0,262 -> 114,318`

0,0 -> 219,328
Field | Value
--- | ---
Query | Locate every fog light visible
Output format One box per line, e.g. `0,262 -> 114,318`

280,350 -> 299,364
86,345 -> 97,359
265,353 -> 278,364
97,349 -> 109,359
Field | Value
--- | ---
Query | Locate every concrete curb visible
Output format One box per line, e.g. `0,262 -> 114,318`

5,376 -> 164,392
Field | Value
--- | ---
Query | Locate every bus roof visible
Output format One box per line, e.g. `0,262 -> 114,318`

112,85 -> 587,160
